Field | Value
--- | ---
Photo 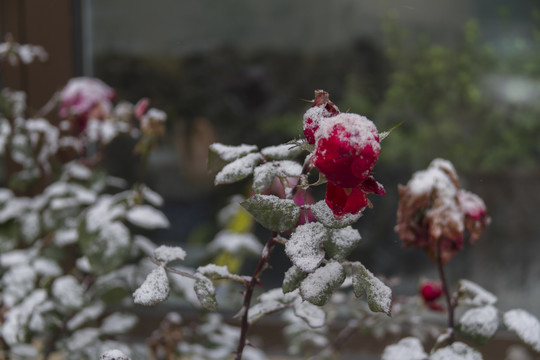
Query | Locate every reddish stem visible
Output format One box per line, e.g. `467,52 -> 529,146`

235,233 -> 277,360
436,242 -> 455,343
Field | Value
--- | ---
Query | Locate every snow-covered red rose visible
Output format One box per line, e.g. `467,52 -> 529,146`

310,111 -> 384,218
302,89 -> 339,145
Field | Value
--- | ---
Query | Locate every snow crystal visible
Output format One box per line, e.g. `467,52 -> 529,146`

430,342 -> 483,360
207,230 -> 262,255
285,222 -> 327,273
52,275 -> 85,310
458,305 -> 499,340
101,313 -> 138,335
126,205 -> 170,229
381,337 -> 427,360
214,152 -> 263,185
458,279 -> 497,306
209,143 -> 258,162
260,143 -> 303,160
503,309 -> 540,353
300,261 -> 345,305
153,245 -> 186,264
100,349 -> 131,360
67,302 -> 106,331
133,266 -> 170,306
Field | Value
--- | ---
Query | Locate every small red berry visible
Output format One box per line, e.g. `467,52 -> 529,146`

421,281 -> 443,302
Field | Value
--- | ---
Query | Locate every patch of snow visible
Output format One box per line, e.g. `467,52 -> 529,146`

214,152 -> 263,185
285,222 -> 327,273
293,298 -> 326,328
209,143 -> 258,162
52,275 -> 85,310
133,266 -> 170,306
208,230 -> 262,256
261,143 -> 303,160
309,200 -> 363,228
65,328 -> 101,352
153,245 -> 186,264
126,205 -> 169,229
382,337 -> 428,360
54,228 -> 78,246
101,313 -> 138,335
100,349 -> 131,360
67,302 -> 106,331
300,261 -> 345,305
430,342 -> 483,360
503,309 -> 540,353
459,305 -> 499,340
458,279 -> 497,306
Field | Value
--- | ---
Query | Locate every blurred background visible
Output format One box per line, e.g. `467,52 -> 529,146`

1,0 -> 540,351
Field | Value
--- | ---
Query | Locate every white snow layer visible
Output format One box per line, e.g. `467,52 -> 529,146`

126,205 -> 169,229
381,337 -> 428,360
133,266 -> 170,306
503,309 -> 540,353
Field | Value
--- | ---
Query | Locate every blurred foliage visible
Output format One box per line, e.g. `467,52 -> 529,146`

346,11 -> 540,172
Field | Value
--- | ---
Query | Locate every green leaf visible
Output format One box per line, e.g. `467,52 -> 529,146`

194,276 -> 218,312
0,220 -> 18,252
252,160 -> 303,194
241,194 -> 301,232
208,143 -> 258,173
282,266 -> 307,294
214,153 -> 263,185
351,262 -> 392,316
300,261 -> 345,306
324,226 -> 362,260
133,266 -> 170,306
310,201 -> 363,229
457,305 -> 499,345
285,222 -> 328,273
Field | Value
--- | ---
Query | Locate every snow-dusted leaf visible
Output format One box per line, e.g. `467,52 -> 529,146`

153,245 -> 186,264
2,264 -> 36,307
252,160 -> 303,193
324,226 -> 362,260
194,276 -> 218,312
52,275 -> 85,310
81,221 -> 131,274
430,342 -> 483,360
458,305 -> 499,345
503,309 -> 540,353
260,143 -> 304,160
2,290 -> 47,345
309,200 -> 363,228
458,279 -> 497,307
285,222 -> 327,273
100,349 -> 131,360
214,153 -> 263,185
196,264 -> 250,283
241,194 -> 301,232
381,337 -> 428,360
133,266 -> 170,306
140,184 -> 164,207
10,344 -> 39,358
248,288 -> 297,324
67,302 -> 106,331
126,205 -> 169,229
351,262 -> 392,316
300,261 -> 345,306
65,328 -> 101,352
283,266 -> 307,294
208,230 -> 262,256
208,143 -> 258,172
293,298 -> 326,328
101,313 -> 138,335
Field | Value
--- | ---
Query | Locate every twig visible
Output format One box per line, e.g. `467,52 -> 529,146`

235,233 -> 278,360
436,241 -> 455,343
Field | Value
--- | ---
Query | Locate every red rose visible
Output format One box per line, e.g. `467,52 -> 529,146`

421,281 -> 443,302
312,113 -> 380,188
302,90 -> 339,145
